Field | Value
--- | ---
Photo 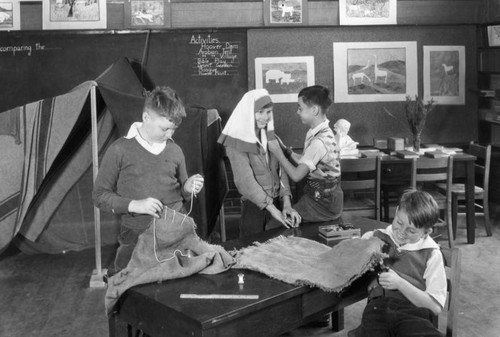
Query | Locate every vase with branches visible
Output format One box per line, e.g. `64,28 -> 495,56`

384,95 -> 435,153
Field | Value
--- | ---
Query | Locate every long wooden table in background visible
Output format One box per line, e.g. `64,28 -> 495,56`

109,217 -> 384,337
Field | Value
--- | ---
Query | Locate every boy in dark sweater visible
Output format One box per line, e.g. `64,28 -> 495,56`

93,86 -> 204,272
353,190 -> 447,337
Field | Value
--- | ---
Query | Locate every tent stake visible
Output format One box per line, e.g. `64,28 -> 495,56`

89,85 -> 106,288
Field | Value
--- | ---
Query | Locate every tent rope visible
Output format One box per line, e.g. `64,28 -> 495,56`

152,190 -> 195,263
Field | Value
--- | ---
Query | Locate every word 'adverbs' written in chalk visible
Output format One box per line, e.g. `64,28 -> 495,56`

190,34 -> 240,77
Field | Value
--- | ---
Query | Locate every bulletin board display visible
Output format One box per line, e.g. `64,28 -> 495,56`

248,26 -> 478,148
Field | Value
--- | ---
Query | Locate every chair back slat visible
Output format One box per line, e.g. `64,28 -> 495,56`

415,173 -> 448,182
415,157 -> 450,169
341,180 -> 376,190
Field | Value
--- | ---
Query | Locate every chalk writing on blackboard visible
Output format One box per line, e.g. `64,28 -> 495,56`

189,34 -> 240,77
0,43 -> 58,57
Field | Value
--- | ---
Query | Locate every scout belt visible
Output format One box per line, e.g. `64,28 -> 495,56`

306,177 -> 340,200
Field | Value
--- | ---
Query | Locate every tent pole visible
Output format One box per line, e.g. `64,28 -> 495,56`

89,85 -> 106,288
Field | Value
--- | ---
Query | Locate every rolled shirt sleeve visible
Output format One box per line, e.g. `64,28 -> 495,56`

298,139 -> 327,172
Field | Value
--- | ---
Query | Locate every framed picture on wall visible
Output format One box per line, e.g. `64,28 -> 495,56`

339,0 -> 396,25
263,0 -> 308,26
0,1 -> 20,31
423,46 -> 465,105
487,25 -> 500,47
124,0 -> 171,29
255,56 -> 314,103
333,41 -> 417,103
42,0 -> 107,30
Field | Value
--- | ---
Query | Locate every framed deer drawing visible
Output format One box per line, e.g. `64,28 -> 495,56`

333,41 -> 417,103
124,0 -> 171,29
423,45 -> 465,105
263,0 -> 308,26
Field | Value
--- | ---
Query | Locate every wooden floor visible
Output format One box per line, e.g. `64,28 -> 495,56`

1,208 -> 499,337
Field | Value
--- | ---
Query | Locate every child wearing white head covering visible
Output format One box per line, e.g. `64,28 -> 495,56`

218,89 -> 300,237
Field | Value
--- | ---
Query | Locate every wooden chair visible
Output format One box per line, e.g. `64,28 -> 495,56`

436,143 -> 492,238
348,247 -> 461,337
432,247 -> 462,337
411,156 -> 454,248
381,161 -> 414,222
341,157 -> 381,220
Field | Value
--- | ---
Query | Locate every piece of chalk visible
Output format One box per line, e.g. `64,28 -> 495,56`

180,294 -> 259,300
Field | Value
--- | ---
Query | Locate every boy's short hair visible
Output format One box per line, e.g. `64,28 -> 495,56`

398,189 -> 440,229
144,86 -> 186,125
298,85 -> 332,114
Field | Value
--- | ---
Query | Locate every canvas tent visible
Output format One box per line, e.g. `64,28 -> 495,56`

0,57 -> 227,255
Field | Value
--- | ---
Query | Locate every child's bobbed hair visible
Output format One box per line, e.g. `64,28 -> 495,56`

298,85 -> 332,114
144,86 -> 186,125
398,189 -> 440,229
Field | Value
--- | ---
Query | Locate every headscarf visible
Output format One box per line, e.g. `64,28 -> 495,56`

218,89 -> 275,154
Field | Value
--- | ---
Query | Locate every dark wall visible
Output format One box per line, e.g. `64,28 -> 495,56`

0,29 -> 247,120
248,26 -> 478,148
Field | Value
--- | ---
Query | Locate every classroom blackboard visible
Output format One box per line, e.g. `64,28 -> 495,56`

0,29 -> 247,120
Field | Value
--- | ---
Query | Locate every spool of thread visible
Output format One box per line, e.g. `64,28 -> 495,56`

237,273 -> 245,284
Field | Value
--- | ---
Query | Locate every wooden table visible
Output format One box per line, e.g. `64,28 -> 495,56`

109,217 -> 384,337
379,153 -> 477,244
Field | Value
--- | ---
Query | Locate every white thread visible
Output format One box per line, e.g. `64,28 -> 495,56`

153,190 -> 195,263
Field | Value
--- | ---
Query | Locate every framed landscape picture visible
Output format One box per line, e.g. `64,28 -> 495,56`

333,41 -> 417,103
423,45 -> 465,105
43,0 -> 107,30
263,0 -> 308,26
339,0 -> 396,25
255,56 -> 314,103
124,0 -> 171,29
0,1 -> 20,31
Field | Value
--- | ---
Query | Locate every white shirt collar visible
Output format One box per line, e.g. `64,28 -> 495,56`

380,225 -> 440,252
125,122 -> 167,155
306,119 -> 330,139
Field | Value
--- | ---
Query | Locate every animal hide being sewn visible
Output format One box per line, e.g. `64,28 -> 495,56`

105,208 -> 235,314
234,235 -> 385,292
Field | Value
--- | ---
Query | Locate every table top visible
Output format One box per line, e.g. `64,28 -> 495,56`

117,216 -> 385,331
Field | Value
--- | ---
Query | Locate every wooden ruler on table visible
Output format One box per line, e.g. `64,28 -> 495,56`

180,294 -> 259,300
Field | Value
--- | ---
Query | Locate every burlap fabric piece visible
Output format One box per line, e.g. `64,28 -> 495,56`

105,208 -> 235,314
234,235 -> 385,292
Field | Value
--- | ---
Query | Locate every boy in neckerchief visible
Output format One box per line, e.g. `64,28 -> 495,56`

352,189 -> 446,337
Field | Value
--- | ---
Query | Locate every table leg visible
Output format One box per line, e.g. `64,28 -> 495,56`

331,309 -> 344,332
465,160 -> 475,244
108,314 -> 130,337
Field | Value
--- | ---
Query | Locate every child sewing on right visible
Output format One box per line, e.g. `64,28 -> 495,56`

352,189 -> 447,337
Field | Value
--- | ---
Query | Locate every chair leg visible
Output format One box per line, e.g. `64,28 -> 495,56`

383,190 -> 389,222
483,198 -> 493,237
447,212 -> 454,249
451,194 -> 458,239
